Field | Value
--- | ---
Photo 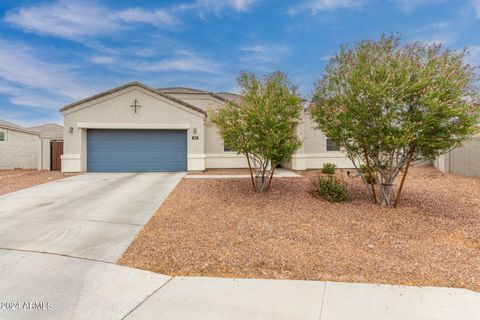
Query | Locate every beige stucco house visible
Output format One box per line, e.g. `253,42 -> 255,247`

0,118 -> 41,170
434,136 -> 480,178
29,123 -> 64,171
60,82 -> 350,173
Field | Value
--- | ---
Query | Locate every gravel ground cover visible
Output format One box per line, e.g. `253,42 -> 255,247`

0,170 -> 73,195
119,166 -> 480,291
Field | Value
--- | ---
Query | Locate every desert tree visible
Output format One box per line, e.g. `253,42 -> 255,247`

209,71 -> 303,192
310,34 -> 479,206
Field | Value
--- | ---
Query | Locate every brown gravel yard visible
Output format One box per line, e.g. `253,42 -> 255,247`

119,166 -> 480,291
0,170 -> 73,195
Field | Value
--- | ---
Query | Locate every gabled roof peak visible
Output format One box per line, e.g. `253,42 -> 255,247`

59,82 -> 206,115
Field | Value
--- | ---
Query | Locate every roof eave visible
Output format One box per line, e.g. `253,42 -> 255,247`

59,82 -> 207,116
0,124 -> 40,136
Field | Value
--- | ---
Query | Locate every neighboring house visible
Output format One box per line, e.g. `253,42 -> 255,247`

60,82 -> 350,172
0,118 -> 40,170
29,123 -> 64,171
434,136 -> 480,178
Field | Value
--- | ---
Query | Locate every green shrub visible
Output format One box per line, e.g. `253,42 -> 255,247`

321,163 -> 337,175
314,175 -> 348,202
359,164 -> 378,184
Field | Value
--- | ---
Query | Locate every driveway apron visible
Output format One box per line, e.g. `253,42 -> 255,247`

0,172 -> 185,262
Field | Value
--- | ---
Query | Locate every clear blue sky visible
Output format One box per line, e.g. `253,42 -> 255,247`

0,0 -> 479,126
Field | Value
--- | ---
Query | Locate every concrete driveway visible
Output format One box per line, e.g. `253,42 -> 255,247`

0,172 -> 185,262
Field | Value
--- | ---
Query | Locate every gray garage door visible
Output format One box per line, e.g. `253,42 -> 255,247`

87,129 -> 187,172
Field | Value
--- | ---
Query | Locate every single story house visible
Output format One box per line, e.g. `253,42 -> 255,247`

29,123 -> 64,171
0,118 -> 41,170
59,82 -> 351,173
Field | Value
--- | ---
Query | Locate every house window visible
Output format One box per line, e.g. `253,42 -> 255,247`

0,132 -> 5,141
326,138 -> 340,151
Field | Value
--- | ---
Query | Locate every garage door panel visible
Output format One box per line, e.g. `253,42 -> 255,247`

87,130 -> 187,172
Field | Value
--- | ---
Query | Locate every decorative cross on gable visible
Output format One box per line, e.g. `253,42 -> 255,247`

130,99 -> 142,113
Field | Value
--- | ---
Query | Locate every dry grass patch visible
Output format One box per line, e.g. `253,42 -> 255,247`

0,170 -> 74,195
118,166 -> 480,291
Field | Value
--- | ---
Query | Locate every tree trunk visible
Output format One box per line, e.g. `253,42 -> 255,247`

245,152 -> 257,192
256,174 -> 268,192
379,183 -> 394,206
393,146 -> 416,208
253,162 -> 264,192
363,149 -> 377,204
266,165 -> 276,190
255,161 -> 272,193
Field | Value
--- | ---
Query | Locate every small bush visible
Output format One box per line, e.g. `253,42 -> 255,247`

359,164 -> 378,184
314,175 -> 348,202
321,163 -> 337,175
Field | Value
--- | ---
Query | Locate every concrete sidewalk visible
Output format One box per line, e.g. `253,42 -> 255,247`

1,248 -> 479,320
126,278 -> 480,320
185,168 -> 302,179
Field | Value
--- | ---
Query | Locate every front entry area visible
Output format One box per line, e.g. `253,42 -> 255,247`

87,129 -> 187,172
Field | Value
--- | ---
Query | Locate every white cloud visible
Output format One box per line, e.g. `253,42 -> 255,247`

127,51 -> 222,73
390,0 -> 447,13
412,21 -> 454,47
9,93 -> 67,109
289,0 -> 366,15
5,0 -> 254,40
416,21 -> 450,33
0,42 -> 225,111
0,39 -> 98,109
4,2 -> 120,38
241,45 -> 289,54
0,83 -> 22,96
239,45 -> 289,63
0,107 -> 62,127
472,0 -> 480,17
410,28 -> 455,47
390,0 -> 421,12
114,7 -> 178,26
4,1 -> 178,40
240,45 -> 271,53
90,56 -> 117,65
197,0 -> 255,12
